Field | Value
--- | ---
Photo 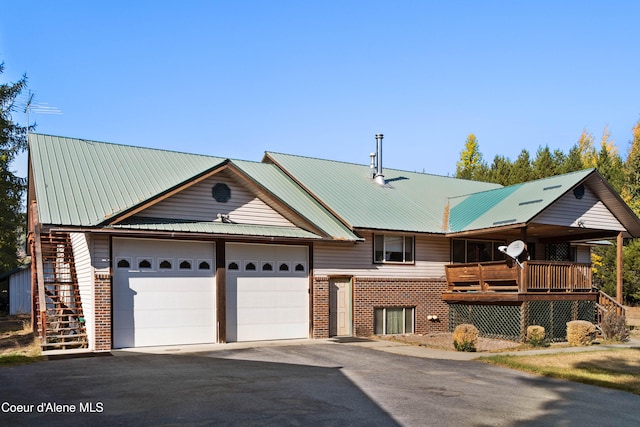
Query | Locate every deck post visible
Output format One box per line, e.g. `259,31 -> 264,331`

616,232 -> 623,312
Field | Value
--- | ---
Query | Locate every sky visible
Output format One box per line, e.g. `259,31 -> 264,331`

1,1 -> 639,180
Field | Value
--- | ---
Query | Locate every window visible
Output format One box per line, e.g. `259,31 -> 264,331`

159,259 -> 173,270
451,239 -> 506,263
137,258 -> 153,269
374,307 -> 414,335
374,234 -> 414,263
228,261 -> 239,271
278,262 -> 290,272
198,260 -> 212,270
179,259 -> 193,270
294,263 -> 306,272
262,262 -> 273,272
116,258 -> 131,269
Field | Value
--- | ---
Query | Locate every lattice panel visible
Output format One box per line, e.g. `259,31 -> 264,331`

449,304 -> 521,341
449,301 -> 596,343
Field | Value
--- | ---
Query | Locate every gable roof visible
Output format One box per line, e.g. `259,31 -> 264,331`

448,169 -> 594,232
28,134 -> 359,241
264,152 -> 502,233
29,134 -> 640,240
447,168 -> 640,238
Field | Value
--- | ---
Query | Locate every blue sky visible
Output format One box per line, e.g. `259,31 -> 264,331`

2,1 -> 639,180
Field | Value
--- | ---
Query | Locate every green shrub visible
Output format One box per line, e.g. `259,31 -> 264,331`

526,325 -> 546,347
600,311 -> 629,342
453,324 -> 479,352
566,320 -> 596,346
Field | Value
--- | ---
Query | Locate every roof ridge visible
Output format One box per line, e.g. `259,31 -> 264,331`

447,168 -> 596,201
30,133 -> 224,160
266,151 -> 482,180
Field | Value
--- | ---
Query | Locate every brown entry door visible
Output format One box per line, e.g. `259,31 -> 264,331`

330,277 -> 352,336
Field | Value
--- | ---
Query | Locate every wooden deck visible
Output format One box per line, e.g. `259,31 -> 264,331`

443,260 -> 596,303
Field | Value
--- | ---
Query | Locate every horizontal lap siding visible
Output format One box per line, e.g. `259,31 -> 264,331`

140,174 -> 294,227
313,233 -> 449,279
70,233 -> 94,349
534,187 -> 624,231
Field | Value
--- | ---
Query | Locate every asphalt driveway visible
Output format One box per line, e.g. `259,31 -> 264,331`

1,341 -> 639,426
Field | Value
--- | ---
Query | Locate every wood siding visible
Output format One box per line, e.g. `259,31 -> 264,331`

139,174 -> 295,227
534,186 -> 624,231
70,232 -> 95,350
314,232 -> 449,279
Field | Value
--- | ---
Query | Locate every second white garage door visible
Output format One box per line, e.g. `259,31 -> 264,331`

226,243 -> 309,342
112,238 -> 216,348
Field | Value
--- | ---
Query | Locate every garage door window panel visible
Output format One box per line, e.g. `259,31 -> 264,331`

137,258 -> 153,270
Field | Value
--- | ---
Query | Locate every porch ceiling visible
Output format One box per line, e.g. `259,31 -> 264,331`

446,223 -> 622,243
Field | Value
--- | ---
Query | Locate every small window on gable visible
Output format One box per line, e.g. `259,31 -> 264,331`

159,259 -> 173,270
179,259 -> 193,270
279,262 -> 290,272
138,258 -> 153,269
245,261 -> 257,271
262,262 -> 273,272
294,263 -> 306,272
116,258 -> 131,269
228,261 -> 240,271
198,260 -> 212,270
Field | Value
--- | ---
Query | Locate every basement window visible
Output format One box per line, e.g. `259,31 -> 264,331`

374,307 -> 415,335
373,234 -> 414,264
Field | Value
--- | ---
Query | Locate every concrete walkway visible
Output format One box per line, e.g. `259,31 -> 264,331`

100,335 -> 640,361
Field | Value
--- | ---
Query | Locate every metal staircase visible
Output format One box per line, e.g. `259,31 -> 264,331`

32,231 -> 87,350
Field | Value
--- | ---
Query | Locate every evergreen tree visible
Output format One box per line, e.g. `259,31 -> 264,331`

531,145 -> 559,179
560,144 -> 585,174
485,154 -> 512,185
510,149 -> 532,184
0,64 -> 28,274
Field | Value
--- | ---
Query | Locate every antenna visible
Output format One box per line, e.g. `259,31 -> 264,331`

22,90 -> 63,137
498,240 -> 526,268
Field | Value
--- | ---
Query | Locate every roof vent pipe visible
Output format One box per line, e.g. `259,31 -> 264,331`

369,152 -> 377,178
374,133 -> 385,185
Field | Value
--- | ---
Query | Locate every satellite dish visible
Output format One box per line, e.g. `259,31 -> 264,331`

498,240 -> 526,268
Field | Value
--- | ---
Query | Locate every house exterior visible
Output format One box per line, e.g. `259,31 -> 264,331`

26,133 -> 640,351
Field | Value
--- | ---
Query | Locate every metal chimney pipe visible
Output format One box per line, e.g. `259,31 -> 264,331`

374,134 -> 385,185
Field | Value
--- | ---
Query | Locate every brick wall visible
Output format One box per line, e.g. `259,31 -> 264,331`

312,276 -> 448,338
312,276 -> 330,338
94,273 -> 112,351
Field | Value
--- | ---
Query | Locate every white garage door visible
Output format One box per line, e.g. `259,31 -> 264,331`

226,243 -> 309,342
112,238 -> 216,348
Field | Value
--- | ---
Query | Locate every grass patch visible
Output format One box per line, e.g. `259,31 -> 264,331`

478,348 -> 640,395
0,315 -> 42,367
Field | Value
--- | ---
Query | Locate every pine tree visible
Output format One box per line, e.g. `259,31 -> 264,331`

0,63 -> 28,274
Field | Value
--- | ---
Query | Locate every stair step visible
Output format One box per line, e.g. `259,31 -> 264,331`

45,333 -> 88,340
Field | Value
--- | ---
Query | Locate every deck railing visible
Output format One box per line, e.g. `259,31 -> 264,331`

445,260 -> 593,293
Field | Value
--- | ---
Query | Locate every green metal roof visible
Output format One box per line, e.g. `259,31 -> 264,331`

110,217 -> 322,239
232,160 -> 359,240
448,169 -> 597,232
265,152 -> 502,233
29,134 -> 359,241
30,134 -> 225,226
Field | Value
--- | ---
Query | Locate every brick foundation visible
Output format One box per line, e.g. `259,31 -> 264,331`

313,276 -> 448,338
94,274 -> 112,351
